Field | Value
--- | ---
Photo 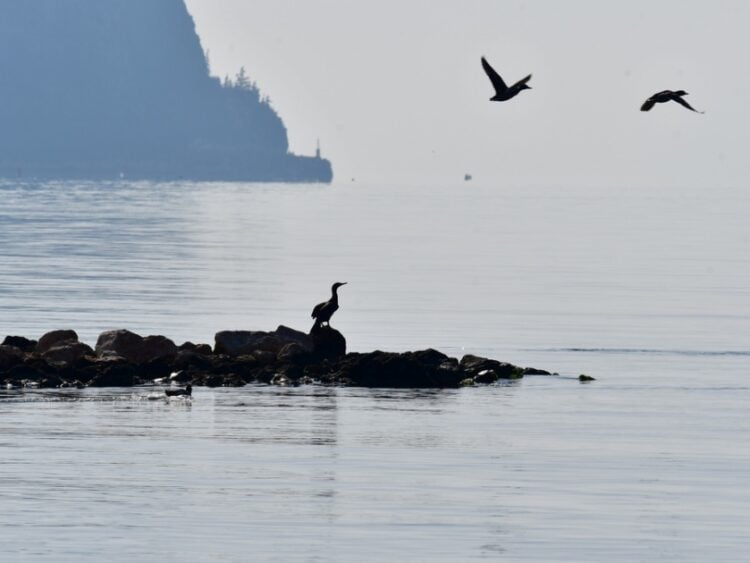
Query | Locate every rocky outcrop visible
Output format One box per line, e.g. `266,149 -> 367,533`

0,327 -> 563,389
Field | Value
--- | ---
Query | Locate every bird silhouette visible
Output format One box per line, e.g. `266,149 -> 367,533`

311,282 -> 346,329
481,57 -> 532,102
640,90 -> 704,113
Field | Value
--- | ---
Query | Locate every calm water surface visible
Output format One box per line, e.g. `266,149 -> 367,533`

0,181 -> 748,561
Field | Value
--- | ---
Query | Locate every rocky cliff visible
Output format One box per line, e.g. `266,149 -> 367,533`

0,0 -> 332,182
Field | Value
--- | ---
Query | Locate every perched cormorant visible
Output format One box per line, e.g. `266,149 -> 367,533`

481,57 -> 532,102
311,282 -> 347,328
165,384 -> 192,397
640,90 -> 704,113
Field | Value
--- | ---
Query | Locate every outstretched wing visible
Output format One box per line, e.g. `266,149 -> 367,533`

673,95 -> 703,113
481,56 -> 508,94
515,74 -> 532,87
640,97 -> 656,112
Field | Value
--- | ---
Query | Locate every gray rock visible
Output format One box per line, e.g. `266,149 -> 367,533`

214,326 -> 313,357
42,342 -> 94,366
36,329 -> 79,354
95,329 -> 177,364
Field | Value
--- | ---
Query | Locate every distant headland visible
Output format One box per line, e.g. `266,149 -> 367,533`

0,0 -> 332,183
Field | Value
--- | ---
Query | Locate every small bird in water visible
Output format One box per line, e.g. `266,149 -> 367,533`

640,90 -> 704,113
165,383 -> 192,398
481,56 -> 532,102
311,282 -> 347,329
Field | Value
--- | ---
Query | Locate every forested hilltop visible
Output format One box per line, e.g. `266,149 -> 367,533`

0,0 -> 332,182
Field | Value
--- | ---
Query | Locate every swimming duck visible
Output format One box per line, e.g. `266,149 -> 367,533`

165,383 -> 192,397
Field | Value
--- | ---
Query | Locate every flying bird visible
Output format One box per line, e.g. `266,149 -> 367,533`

481,56 -> 532,102
640,90 -> 704,113
311,282 -> 347,329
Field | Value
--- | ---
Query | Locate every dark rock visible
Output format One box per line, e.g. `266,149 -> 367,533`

95,330 -> 177,364
277,342 -> 310,364
460,354 -> 522,379
579,374 -> 596,382
41,342 -> 94,367
522,367 -> 552,376
310,324 -> 346,360
214,326 -> 313,357
274,325 -> 314,352
2,336 -> 37,352
0,345 -> 24,370
253,350 -> 276,366
88,363 -> 138,387
474,369 -> 500,384
334,349 -> 460,388
36,329 -> 79,354
8,363 -> 49,382
204,374 -> 224,387
172,349 -> 214,371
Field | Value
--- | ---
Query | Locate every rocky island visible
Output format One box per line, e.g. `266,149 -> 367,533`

1,326 -> 556,390
0,0 -> 332,183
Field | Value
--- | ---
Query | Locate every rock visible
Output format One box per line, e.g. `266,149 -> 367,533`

95,330 -> 177,364
36,329 -> 79,354
2,336 -> 37,352
214,326 -> 313,357
310,324 -> 346,360
253,350 -> 277,365
579,374 -> 596,382
474,369 -> 499,384
274,325 -> 314,352
334,349 -> 460,388
460,354 -> 522,379
0,345 -> 24,370
277,342 -> 310,364
42,341 -> 94,367
522,367 -> 552,376
88,363 -> 138,387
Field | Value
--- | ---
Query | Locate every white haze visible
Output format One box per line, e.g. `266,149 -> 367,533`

184,0 -> 749,188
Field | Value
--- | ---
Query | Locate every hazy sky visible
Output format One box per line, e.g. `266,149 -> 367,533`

185,1 -> 750,187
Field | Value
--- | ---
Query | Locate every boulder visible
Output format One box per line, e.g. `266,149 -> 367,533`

334,349 -> 460,388
42,342 -> 94,367
95,329 -> 177,364
2,335 -> 37,352
88,363 -> 138,387
214,326 -> 313,357
277,342 -> 310,364
36,329 -> 79,354
460,354 -> 522,379
0,345 -> 24,370
310,324 -> 346,360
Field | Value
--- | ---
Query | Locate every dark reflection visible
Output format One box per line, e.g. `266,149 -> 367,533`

355,387 -> 453,414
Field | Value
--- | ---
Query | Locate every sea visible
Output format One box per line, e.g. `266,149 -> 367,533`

0,180 -> 748,562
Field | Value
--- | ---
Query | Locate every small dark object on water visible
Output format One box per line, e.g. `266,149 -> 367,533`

578,374 -> 596,382
481,56 -> 532,102
311,282 -> 347,329
640,90 -> 704,113
165,383 -> 192,397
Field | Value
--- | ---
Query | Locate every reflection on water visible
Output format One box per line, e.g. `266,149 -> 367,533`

1,374 -> 748,562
